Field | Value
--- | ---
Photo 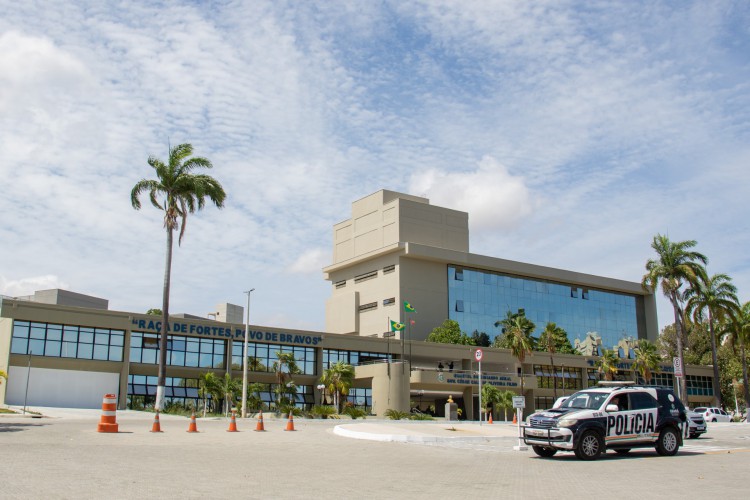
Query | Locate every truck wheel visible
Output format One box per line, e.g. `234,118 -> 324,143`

532,446 -> 557,458
574,430 -> 604,460
655,427 -> 680,456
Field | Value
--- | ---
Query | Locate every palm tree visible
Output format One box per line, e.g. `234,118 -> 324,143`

496,390 -> 515,421
642,234 -> 707,403
684,271 -> 739,407
320,361 -> 355,412
632,340 -> 661,385
481,384 -> 502,421
272,352 -> 301,411
596,349 -> 619,381
725,302 -> 750,415
198,371 -> 219,417
218,373 -> 242,416
538,322 -> 568,400
494,310 -> 536,394
131,143 -> 226,410
247,382 -> 267,412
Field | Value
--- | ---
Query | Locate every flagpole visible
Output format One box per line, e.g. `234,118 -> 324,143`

400,311 -> 405,375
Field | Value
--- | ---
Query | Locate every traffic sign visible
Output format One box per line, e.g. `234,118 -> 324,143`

673,357 -> 683,377
512,396 -> 525,408
474,349 -> 483,362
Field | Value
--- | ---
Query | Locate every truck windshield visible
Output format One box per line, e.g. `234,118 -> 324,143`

562,392 -> 610,410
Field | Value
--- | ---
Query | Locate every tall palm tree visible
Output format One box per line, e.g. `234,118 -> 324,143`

538,322 -> 568,400
726,302 -> 750,414
272,352 -> 301,410
131,143 -> 226,410
642,234 -> 707,403
632,340 -> 661,385
495,310 -> 536,394
684,272 -> 739,407
596,349 -> 619,381
320,361 -> 355,412
198,371 -> 219,417
218,373 -> 242,416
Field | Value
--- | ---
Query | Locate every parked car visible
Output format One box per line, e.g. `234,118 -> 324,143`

693,407 -> 732,423
686,410 -> 707,438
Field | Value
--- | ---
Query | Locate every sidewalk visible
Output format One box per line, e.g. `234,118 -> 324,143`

334,420 -> 523,443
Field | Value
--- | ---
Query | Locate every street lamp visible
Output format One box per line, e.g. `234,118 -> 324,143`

317,384 -> 326,405
730,381 -> 740,419
241,288 -> 255,419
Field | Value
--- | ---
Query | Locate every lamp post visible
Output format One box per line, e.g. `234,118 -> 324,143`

317,384 -> 326,406
241,288 -> 255,419
730,381 -> 740,418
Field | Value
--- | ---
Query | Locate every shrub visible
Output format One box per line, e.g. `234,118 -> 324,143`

384,409 -> 410,420
311,405 -> 336,418
410,413 -> 434,420
342,406 -> 367,419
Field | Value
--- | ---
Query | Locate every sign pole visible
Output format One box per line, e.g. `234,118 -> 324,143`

474,349 -> 484,425
512,395 -> 527,451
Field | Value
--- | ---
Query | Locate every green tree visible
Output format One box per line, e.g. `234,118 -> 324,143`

724,301 -> 750,414
272,352 -> 301,410
146,308 -> 162,316
537,322 -> 571,400
217,373 -> 242,416
657,321 -> 711,365
198,371 -> 220,417
320,361 -> 355,412
632,340 -> 661,385
642,234 -> 707,404
684,271 -> 739,407
426,319 -> 476,345
496,390 -> 515,421
596,349 -> 619,381
471,330 -> 491,347
481,384 -> 501,421
246,382 -> 267,412
131,143 -> 226,410
494,310 -> 536,393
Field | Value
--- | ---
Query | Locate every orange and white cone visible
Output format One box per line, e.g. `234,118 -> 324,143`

150,411 -> 163,433
97,393 -> 119,433
227,410 -> 238,432
254,410 -> 266,432
284,412 -> 296,432
512,412 -> 517,425
187,411 -> 199,433
488,412 -> 493,425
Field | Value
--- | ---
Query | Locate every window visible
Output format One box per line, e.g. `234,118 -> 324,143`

455,269 -> 464,281
629,392 -> 657,410
582,289 -> 589,300
232,342 -> 316,375
11,321 -> 124,362
358,302 -> 378,312
455,300 -> 464,312
383,297 -> 395,306
127,375 -> 201,410
687,375 -> 713,396
354,270 -> 378,283
322,349 -> 389,369
383,265 -> 395,274
130,332 -> 225,369
570,288 -> 578,298
335,280 -> 346,289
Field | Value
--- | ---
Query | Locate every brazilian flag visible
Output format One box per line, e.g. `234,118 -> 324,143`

390,320 -> 405,332
403,301 -> 416,313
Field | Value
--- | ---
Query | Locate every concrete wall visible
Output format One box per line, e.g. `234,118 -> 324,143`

5,366 -> 120,408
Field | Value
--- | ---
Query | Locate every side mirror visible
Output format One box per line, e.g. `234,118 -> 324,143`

606,404 -> 619,413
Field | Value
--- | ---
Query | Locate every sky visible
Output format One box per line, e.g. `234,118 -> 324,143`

1,0 -> 748,335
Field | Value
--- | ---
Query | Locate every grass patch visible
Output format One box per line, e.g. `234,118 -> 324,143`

0,408 -> 17,414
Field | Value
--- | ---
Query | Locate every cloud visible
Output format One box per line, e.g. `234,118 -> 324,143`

409,156 -> 534,230
287,248 -> 330,275
0,275 -> 70,298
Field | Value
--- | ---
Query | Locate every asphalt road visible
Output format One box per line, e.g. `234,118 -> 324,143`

1,410 -> 748,499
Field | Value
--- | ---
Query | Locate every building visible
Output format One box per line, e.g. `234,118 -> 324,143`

0,190 -> 715,417
324,190 -> 658,348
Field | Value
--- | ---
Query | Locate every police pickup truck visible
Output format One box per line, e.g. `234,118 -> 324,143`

522,382 -> 686,460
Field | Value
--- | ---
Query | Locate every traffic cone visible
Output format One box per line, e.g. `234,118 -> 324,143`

227,410 -> 238,432
284,412 -> 296,431
512,412 -> 517,424
97,393 -> 119,433
488,413 -> 493,425
254,410 -> 266,432
150,411 -> 163,433
187,411 -> 199,433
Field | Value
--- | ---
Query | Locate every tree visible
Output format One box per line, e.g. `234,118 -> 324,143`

684,271 -> 739,407
632,340 -> 661,385
131,143 -> 226,410
481,384 -> 502,421
494,310 -> 536,394
146,308 -> 162,316
198,371 -> 219,417
426,319 -> 476,345
471,330 -> 491,347
216,373 -> 242,416
496,390 -> 515,421
642,234 -> 707,404
725,301 -> 750,414
247,382 -> 267,412
596,349 -> 619,381
320,361 -> 355,412
657,321 -> 711,365
272,351 -> 301,410
537,322 -> 573,400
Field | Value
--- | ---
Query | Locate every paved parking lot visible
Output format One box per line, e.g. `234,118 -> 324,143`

1,409 -> 748,499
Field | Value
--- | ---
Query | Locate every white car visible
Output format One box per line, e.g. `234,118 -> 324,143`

693,407 -> 732,423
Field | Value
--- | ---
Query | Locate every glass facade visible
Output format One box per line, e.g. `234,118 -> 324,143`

261,384 -> 315,409
322,349 -> 390,369
130,332 -> 225,369
448,265 -> 642,347
127,374 -> 201,409
231,342 -> 316,375
346,387 -> 372,408
10,320 -> 124,361
687,375 -> 714,396
533,365 -> 582,392
636,372 -> 674,388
